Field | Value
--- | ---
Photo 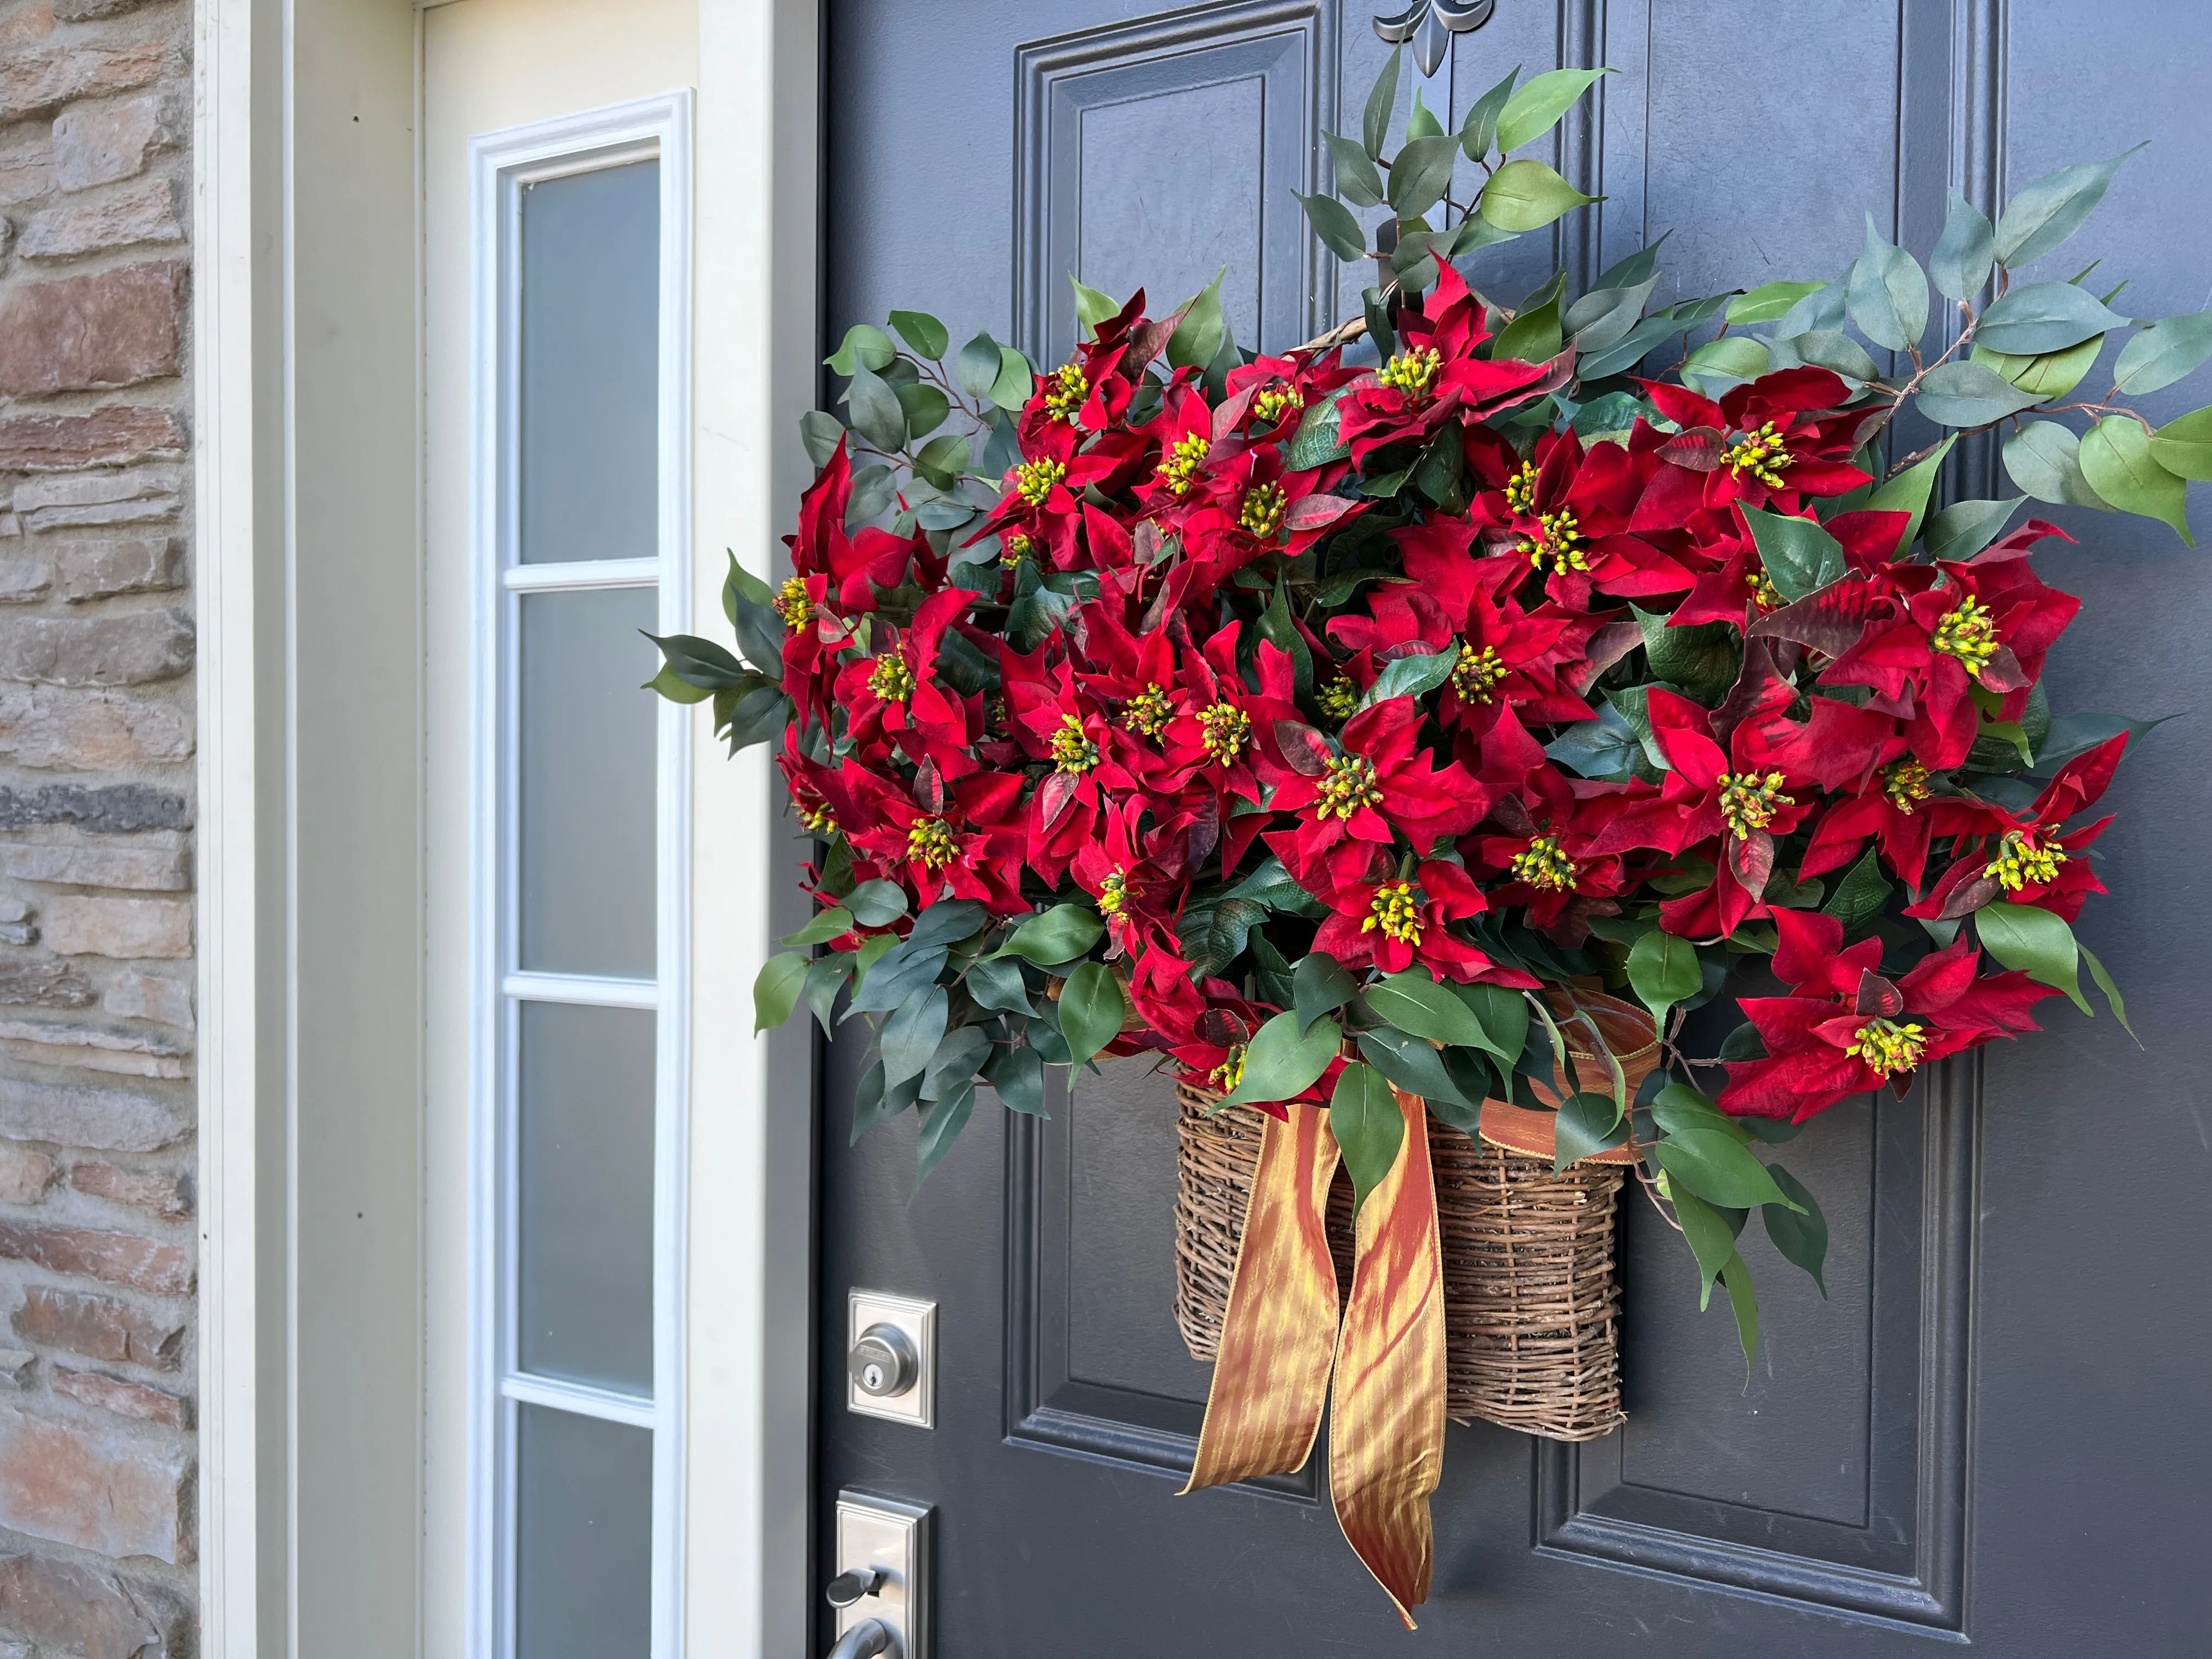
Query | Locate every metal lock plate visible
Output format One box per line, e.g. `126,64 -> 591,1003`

846,1290 -> 935,1428
834,1490 -> 931,1659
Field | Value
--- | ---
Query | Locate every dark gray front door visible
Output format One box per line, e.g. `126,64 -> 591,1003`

813,3 -> 2212,1652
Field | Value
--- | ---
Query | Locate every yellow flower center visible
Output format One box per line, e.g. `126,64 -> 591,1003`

1314,753 -> 1384,821
1510,834 -> 1579,893
1378,346 -> 1442,400
1717,770 -> 1795,838
1043,361 -> 1089,422
775,575 -> 814,631
1049,713 -> 1099,774
1932,594 -> 1999,676
1521,508 -> 1588,574
1883,759 -> 1933,814
1453,642 -> 1509,703
1745,566 -> 1782,611
1015,458 -> 1066,507
1315,676 -> 1359,721
1097,868 -> 1133,917
1156,431 -> 1209,495
1001,533 -> 1034,568
1122,684 -> 1174,739
1983,832 -> 2066,891
1503,459 -> 1540,516
1847,1017 -> 1926,1078
906,817 -> 958,871
1208,1045 -> 1247,1094
1252,380 -> 1305,425
1363,881 -> 1424,945
798,802 -> 838,836
1724,420 -> 1794,489
1239,483 -> 1289,539
868,652 -> 915,703
1198,701 -> 1250,762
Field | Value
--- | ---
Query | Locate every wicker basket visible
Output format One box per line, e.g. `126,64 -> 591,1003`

1172,1080 -> 1628,1442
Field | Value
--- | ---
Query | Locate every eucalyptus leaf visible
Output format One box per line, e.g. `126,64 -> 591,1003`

1495,66 -> 1611,154
1976,282 -> 2130,356
1554,1090 -> 1627,1173
984,1042 -> 1047,1117
2078,415 -> 2194,545
1220,1011 -> 1342,1107
888,308 -> 949,359
1726,280 -> 1825,326
1056,961 -> 1127,1068
1915,360 -> 2043,427
1974,900 -> 2090,1013
1387,133 -> 1462,219
843,363 -> 909,453
956,332 -> 1003,399
1931,188 -> 1995,301
1458,64 -> 1519,162
1627,929 -> 1701,1023
1331,1063 -> 1404,1214
881,985 -> 950,1086
799,409 -> 847,468
1993,145 -> 2144,270
998,903 -> 1105,964
1846,215 -> 1929,351
753,951 -> 809,1034
845,879 -> 909,929
1294,952 -> 1359,1035
1742,506 -> 1848,602
1299,192 -> 1368,262
2149,408 -> 2212,481
1324,130 -> 1385,208
1480,160 -> 1597,234
2112,311 -> 2212,396
915,1076 -> 977,1182
1681,335 -> 1770,393
1362,46 -> 1402,160
825,323 -> 897,376
1921,496 -> 2023,563
1762,1164 -> 1829,1295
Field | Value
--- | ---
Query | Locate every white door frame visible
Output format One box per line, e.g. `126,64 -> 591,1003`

191,1 -> 822,1652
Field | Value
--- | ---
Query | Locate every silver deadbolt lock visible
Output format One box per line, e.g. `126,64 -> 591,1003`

849,1323 -> 918,1398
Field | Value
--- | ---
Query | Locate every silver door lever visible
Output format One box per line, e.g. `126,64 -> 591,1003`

827,1617 -> 898,1659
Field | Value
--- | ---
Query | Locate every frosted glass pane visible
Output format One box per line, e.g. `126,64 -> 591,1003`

518,160 -> 659,564
517,1002 -> 654,1391
515,1406 -> 652,1659
517,586 -> 658,978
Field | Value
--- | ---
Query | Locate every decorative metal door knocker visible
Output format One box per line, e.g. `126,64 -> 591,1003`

1374,0 -> 1496,75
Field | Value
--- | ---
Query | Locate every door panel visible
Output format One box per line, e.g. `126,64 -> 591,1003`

819,3 -> 2211,1653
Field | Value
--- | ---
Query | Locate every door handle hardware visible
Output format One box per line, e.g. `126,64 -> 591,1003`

826,1566 -> 885,1609
827,1618 -> 898,1659
845,1291 -> 936,1427
832,1489 -> 930,1659
849,1324 -> 919,1398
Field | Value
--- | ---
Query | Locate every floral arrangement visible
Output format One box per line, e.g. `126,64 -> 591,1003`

652,59 -> 2193,1369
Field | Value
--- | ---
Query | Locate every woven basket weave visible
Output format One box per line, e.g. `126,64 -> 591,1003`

1172,1080 -> 1628,1442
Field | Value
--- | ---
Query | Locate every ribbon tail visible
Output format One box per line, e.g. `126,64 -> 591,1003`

1181,1104 -> 1342,1495
1329,1088 -> 1447,1629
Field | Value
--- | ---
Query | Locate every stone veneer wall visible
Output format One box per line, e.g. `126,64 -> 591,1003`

0,0 -> 198,1652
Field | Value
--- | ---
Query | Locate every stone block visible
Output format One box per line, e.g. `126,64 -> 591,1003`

52,1365 -> 188,1427
11,1286 -> 181,1369
0,4 -> 54,46
0,136 -> 51,206
0,1145 -> 55,1203
101,969 -> 186,1027
0,262 -> 184,396
0,692 -> 195,771
0,561 -> 52,602
69,1162 -> 187,1218
57,535 -> 184,600
0,782 -> 189,832
0,1018 -> 189,1078
0,839 -> 188,890
51,91 -> 184,193
0,1218 -> 193,1295
41,895 -> 191,957
0,1076 -> 189,1150
0,1348 -> 32,1387
18,174 -> 183,259
0,407 -> 185,472
0,1403 -> 190,1561
0,36 -> 177,122
12,463 -> 181,532
0,610 -> 194,687
0,956 -> 97,1008
0,1549 -> 191,1657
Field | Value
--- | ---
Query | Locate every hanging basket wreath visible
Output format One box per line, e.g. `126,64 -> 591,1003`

653,54 -> 2194,1625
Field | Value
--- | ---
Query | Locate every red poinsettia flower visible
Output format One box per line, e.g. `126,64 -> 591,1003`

826,760 -> 1029,915
1154,622 -> 1303,873
1018,288 -> 1155,443
1465,710 -> 1642,938
1305,841 -> 1528,983
974,416 -> 1144,568
1261,697 -> 1491,885
1069,795 -> 1190,959
1634,368 -> 1872,524
1482,426 -> 1691,610
1335,263 -> 1561,466
829,589 -> 980,774
1121,949 -> 1337,1113
789,436 -> 932,613
1221,347 -> 1361,440
1718,909 -> 2057,1122
1906,733 -> 2125,924
1169,444 -> 1359,598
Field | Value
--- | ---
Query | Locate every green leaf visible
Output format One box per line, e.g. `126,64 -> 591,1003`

845,880 -> 909,929
1993,145 -> 2145,270
1386,133 -> 1461,220
803,952 -> 854,1035
2004,420 -> 2114,509
1496,67 -> 1610,154
1861,437 -> 1955,552
1762,1164 -> 1829,1295
1821,847 -> 1893,934
1459,65 -> 1518,162
1545,703 -> 1644,780
1565,275 -> 1659,355
1914,360 -> 2042,427
1293,952 -> 1359,1035
2149,407 -> 2212,481
956,332 -> 1003,399
1971,334 -> 2102,401
1365,970 -> 1491,1048
650,630 -> 748,691
1354,1027 -> 1479,1113
1650,1082 -> 1753,1144
648,663 -> 714,704
888,309 -> 949,360
1654,1128 -> 1795,1210
906,899 -> 988,951
1976,282 -> 2130,355
881,985 -> 949,1086
921,1025 -> 993,1102
1362,45 -> 1402,159
1220,1011 -> 1343,1107
1681,335 -> 1770,394
1719,1251 -> 1759,1379
984,1042 -> 1047,1117
752,951 -> 809,1034
987,346 -> 1035,412
849,1059 -> 910,1143
1627,929 -> 1702,1024
2078,415 -> 2194,545
1773,281 -> 1847,340
1324,130 -> 1385,208
1285,390 -> 1351,469
999,903 -> 1104,964
1259,579 -> 1314,698
1726,280 -> 1825,326
1921,496 -> 2023,563
843,363 -> 908,452
1974,900 -> 2090,1013
825,323 -> 897,376
1742,505 -> 1848,602
1634,605 -> 1741,701
1846,215 -> 1929,351
1166,268 -> 1228,373
1930,188 -> 1996,301
1065,279 -> 1118,336
1443,981 -> 1528,1069
1479,160 -> 1597,233
1783,330 -> 1881,384
1554,1090 -> 1627,1173
2078,940 -> 2137,1041
1494,270 -> 1565,365
799,409 -> 847,468
1672,1189 -> 1739,1309
1299,192 -> 1368,262
1359,647 -> 1457,708
1057,962 -> 1127,1068
1330,1063 -> 1404,1214
964,955 -> 1035,1017
782,905 -> 856,947
916,1076 -> 977,1183
2113,311 -> 2212,396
